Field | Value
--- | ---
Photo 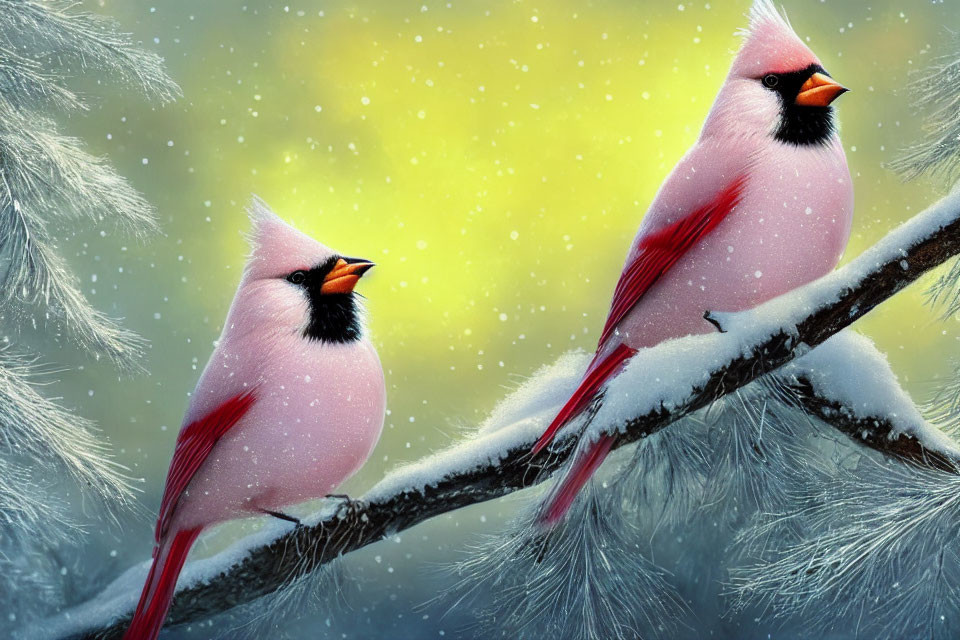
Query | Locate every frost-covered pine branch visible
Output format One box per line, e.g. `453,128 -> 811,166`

889,34 -> 960,183
32,180 -> 960,639
730,462 -> 960,639
0,0 -> 179,104
0,0 -> 178,366
0,0 -> 176,630
0,349 -> 135,505
446,487 -> 688,640
890,35 -> 960,321
728,368 -> 960,637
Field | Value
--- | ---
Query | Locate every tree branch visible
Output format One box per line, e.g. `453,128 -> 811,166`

787,377 -> 960,473
45,189 -> 960,640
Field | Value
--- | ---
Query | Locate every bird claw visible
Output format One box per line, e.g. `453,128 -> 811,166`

703,310 -> 727,333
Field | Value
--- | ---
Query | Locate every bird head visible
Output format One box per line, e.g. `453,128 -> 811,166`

704,0 -> 848,146
239,196 -> 375,344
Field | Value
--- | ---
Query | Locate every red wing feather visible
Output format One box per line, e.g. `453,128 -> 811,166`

598,175 -> 747,346
155,390 -> 257,540
532,175 -> 746,456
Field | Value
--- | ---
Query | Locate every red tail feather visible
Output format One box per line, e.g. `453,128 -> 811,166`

539,435 -> 615,526
123,527 -> 202,640
531,344 -> 636,526
532,343 -> 637,456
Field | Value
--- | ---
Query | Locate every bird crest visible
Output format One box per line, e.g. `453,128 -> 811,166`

732,0 -> 821,77
243,196 -> 338,280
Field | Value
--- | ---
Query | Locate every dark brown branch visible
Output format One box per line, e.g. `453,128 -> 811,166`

787,377 -> 960,473
69,194 -> 960,640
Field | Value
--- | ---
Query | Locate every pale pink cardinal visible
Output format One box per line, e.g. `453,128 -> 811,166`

532,0 -> 853,526
123,197 -> 386,640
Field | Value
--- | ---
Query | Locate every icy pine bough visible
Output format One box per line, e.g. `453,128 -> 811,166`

0,0 -> 178,367
0,0 -> 176,631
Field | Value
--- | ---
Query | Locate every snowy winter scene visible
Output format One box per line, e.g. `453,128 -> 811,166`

4,0 -> 960,638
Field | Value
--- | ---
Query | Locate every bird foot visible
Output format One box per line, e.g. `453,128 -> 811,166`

703,310 -> 727,333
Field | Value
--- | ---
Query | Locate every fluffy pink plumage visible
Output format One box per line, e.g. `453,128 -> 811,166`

535,0 -> 854,526
124,198 -> 386,640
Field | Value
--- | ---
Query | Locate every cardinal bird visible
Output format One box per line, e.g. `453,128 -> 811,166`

123,198 -> 386,640
532,0 -> 852,526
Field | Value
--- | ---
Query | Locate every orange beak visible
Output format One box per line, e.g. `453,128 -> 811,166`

320,257 -> 375,294
795,72 -> 848,107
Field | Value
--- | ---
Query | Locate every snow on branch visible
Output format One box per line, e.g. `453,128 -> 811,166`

30,186 -> 960,640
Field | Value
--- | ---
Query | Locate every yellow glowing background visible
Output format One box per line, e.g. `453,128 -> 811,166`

47,0 -> 960,550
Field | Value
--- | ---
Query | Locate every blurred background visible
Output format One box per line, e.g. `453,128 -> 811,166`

33,0 -> 960,637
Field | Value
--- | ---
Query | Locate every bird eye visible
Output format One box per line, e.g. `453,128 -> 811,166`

762,74 -> 779,88
287,270 -> 307,285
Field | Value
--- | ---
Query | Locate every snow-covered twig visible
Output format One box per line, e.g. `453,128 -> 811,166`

776,332 -> 960,473
36,186 -> 960,640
